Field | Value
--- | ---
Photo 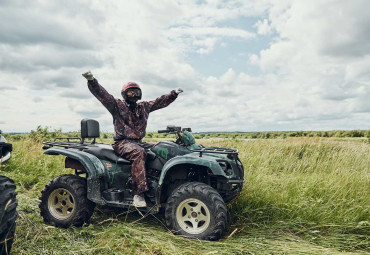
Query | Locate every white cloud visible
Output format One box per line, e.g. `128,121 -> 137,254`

193,37 -> 219,55
246,0 -> 370,130
170,26 -> 255,39
254,19 -> 272,35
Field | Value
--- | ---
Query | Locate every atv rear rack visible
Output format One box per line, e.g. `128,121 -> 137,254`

190,146 -> 238,157
43,137 -> 97,150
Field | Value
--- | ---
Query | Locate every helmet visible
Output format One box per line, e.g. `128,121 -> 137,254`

121,82 -> 142,103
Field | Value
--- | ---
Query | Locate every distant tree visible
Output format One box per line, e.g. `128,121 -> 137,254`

29,126 -> 62,142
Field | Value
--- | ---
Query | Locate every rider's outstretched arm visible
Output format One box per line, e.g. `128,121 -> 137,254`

82,71 -> 118,115
147,90 -> 179,112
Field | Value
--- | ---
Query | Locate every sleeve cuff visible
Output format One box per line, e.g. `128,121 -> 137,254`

170,90 -> 178,98
88,78 -> 98,85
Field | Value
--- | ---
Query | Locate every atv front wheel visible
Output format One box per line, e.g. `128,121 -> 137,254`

0,176 -> 17,255
165,182 -> 227,241
39,174 -> 95,228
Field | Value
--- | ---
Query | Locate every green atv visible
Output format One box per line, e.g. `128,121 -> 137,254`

0,131 -> 17,255
39,119 -> 244,240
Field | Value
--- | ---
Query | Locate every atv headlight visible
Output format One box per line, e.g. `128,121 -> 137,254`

218,161 -> 233,176
218,161 -> 227,171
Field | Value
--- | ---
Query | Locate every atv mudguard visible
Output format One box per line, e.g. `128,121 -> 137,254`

44,148 -> 106,204
158,153 -> 227,185
0,136 -> 12,163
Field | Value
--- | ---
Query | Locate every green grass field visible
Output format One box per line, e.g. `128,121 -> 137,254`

0,137 -> 369,254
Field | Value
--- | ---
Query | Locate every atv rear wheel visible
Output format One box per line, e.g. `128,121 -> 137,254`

0,176 -> 17,255
39,174 -> 95,228
165,182 -> 227,241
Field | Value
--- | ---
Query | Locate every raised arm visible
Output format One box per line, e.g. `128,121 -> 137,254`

82,71 -> 118,115
147,88 -> 183,112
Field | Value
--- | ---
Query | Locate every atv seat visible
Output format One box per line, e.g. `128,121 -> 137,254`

83,144 -> 131,164
80,119 -> 156,163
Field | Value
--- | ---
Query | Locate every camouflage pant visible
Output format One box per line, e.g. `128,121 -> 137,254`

113,140 -> 151,195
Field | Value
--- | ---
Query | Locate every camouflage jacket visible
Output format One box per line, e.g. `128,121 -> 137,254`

88,79 -> 178,141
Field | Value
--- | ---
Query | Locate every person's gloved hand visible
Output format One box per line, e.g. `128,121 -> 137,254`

175,88 -> 183,94
82,71 -> 94,80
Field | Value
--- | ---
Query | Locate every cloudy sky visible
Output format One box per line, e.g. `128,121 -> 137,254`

1,0 -> 369,133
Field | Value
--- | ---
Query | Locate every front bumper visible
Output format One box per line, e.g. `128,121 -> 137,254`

223,156 -> 244,202
218,180 -> 243,203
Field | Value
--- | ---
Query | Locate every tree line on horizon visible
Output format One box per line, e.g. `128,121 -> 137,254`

3,126 -> 370,142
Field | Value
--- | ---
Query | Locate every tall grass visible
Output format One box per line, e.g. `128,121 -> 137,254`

210,138 -> 370,226
0,136 -> 369,254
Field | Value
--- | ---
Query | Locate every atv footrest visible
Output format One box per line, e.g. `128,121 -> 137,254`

102,188 -> 125,202
102,198 -> 159,213
103,199 -> 134,208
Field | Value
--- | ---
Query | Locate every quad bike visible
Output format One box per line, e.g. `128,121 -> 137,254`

0,131 -> 17,255
39,119 -> 244,240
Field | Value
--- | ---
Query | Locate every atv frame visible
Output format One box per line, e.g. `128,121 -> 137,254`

40,119 -> 244,240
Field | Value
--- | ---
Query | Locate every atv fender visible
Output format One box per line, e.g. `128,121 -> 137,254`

44,148 -> 106,204
0,141 -> 12,163
158,154 -> 226,185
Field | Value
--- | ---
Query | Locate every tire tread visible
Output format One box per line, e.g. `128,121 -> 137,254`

165,182 -> 227,241
39,174 -> 95,228
0,176 -> 17,255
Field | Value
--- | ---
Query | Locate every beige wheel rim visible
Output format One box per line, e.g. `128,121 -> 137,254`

48,188 -> 75,220
176,198 -> 211,235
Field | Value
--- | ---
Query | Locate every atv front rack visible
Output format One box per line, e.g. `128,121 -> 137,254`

190,146 -> 238,157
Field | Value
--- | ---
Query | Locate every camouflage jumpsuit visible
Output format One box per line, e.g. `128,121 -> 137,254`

87,78 -> 178,195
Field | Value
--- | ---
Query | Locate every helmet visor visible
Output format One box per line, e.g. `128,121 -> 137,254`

126,88 -> 141,97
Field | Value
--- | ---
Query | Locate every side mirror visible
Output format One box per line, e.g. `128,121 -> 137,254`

81,119 -> 100,144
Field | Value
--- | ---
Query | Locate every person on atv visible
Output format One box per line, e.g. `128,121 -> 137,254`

82,71 -> 183,208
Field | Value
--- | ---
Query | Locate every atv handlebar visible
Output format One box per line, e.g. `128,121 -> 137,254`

158,126 -> 192,134
158,125 -> 181,134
